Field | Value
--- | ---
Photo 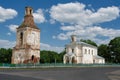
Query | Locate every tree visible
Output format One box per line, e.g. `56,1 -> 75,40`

58,50 -> 66,63
0,48 -> 12,63
40,50 -> 66,63
108,37 -> 120,63
98,44 -> 111,63
40,50 -> 59,63
80,39 -> 97,47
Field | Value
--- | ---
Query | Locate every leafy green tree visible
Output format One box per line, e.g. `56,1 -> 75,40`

80,39 -> 97,47
98,44 -> 110,63
108,37 -> 120,63
40,50 -> 66,63
40,50 -> 59,63
58,50 -> 66,63
0,48 -> 12,63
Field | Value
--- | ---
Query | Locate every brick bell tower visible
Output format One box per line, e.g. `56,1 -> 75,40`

11,7 -> 40,64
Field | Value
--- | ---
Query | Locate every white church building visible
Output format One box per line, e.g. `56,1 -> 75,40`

63,35 -> 105,64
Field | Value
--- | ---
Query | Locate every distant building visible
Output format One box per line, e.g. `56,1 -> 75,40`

11,7 -> 40,64
63,35 -> 105,64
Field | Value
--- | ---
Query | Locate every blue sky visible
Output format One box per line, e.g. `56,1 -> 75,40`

0,0 -> 120,53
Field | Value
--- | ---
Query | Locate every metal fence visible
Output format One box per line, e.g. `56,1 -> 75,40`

0,63 -> 120,68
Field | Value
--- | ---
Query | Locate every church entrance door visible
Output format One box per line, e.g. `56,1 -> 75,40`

31,55 -> 34,61
66,56 -> 69,64
72,57 -> 77,64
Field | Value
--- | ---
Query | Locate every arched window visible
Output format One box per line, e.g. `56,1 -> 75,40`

31,55 -> 34,61
85,49 -> 87,54
30,9 -> 32,15
89,49 -> 90,54
72,49 -> 74,53
20,32 -> 23,45
92,50 -> 93,55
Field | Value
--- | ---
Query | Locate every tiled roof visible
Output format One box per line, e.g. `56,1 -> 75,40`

93,55 -> 104,59
66,41 -> 97,48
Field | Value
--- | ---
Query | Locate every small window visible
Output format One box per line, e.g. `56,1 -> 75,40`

72,49 -> 74,53
89,49 -> 90,54
85,49 -> 87,54
30,9 -> 32,14
20,32 -> 23,45
92,50 -> 93,55
20,32 -> 23,39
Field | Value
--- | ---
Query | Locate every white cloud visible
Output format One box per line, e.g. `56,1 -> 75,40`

52,36 -> 56,39
7,24 -> 18,33
50,2 -> 120,44
0,39 -> 64,53
0,6 -> 17,22
33,9 -> 46,23
50,2 -> 88,25
86,26 -> 120,38
40,43 -> 64,53
56,33 -> 69,40
61,25 -> 76,31
0,39 -> 15,48
88,6 -> 120,24
50,19 -> 56,24
50,3 -> 119,26
7,32 -> 11,36
55,25 -> 120,44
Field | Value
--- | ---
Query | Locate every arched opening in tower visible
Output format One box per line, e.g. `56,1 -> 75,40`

30,9 -> 32,15
20,32 -> 23,45
31,55 -> 34,61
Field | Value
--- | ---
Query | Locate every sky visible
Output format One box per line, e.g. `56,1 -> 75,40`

0,0 -> 120,53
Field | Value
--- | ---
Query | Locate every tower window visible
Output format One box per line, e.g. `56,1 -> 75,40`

31,55 -> 34,61
85,49 -> 87,54
30,9 -> 32,15
20,32 -> 23,45
72,49 -> 74,53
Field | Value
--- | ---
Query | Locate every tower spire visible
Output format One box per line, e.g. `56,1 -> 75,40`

18,6 -> 39,29
71,35 -> 77,42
